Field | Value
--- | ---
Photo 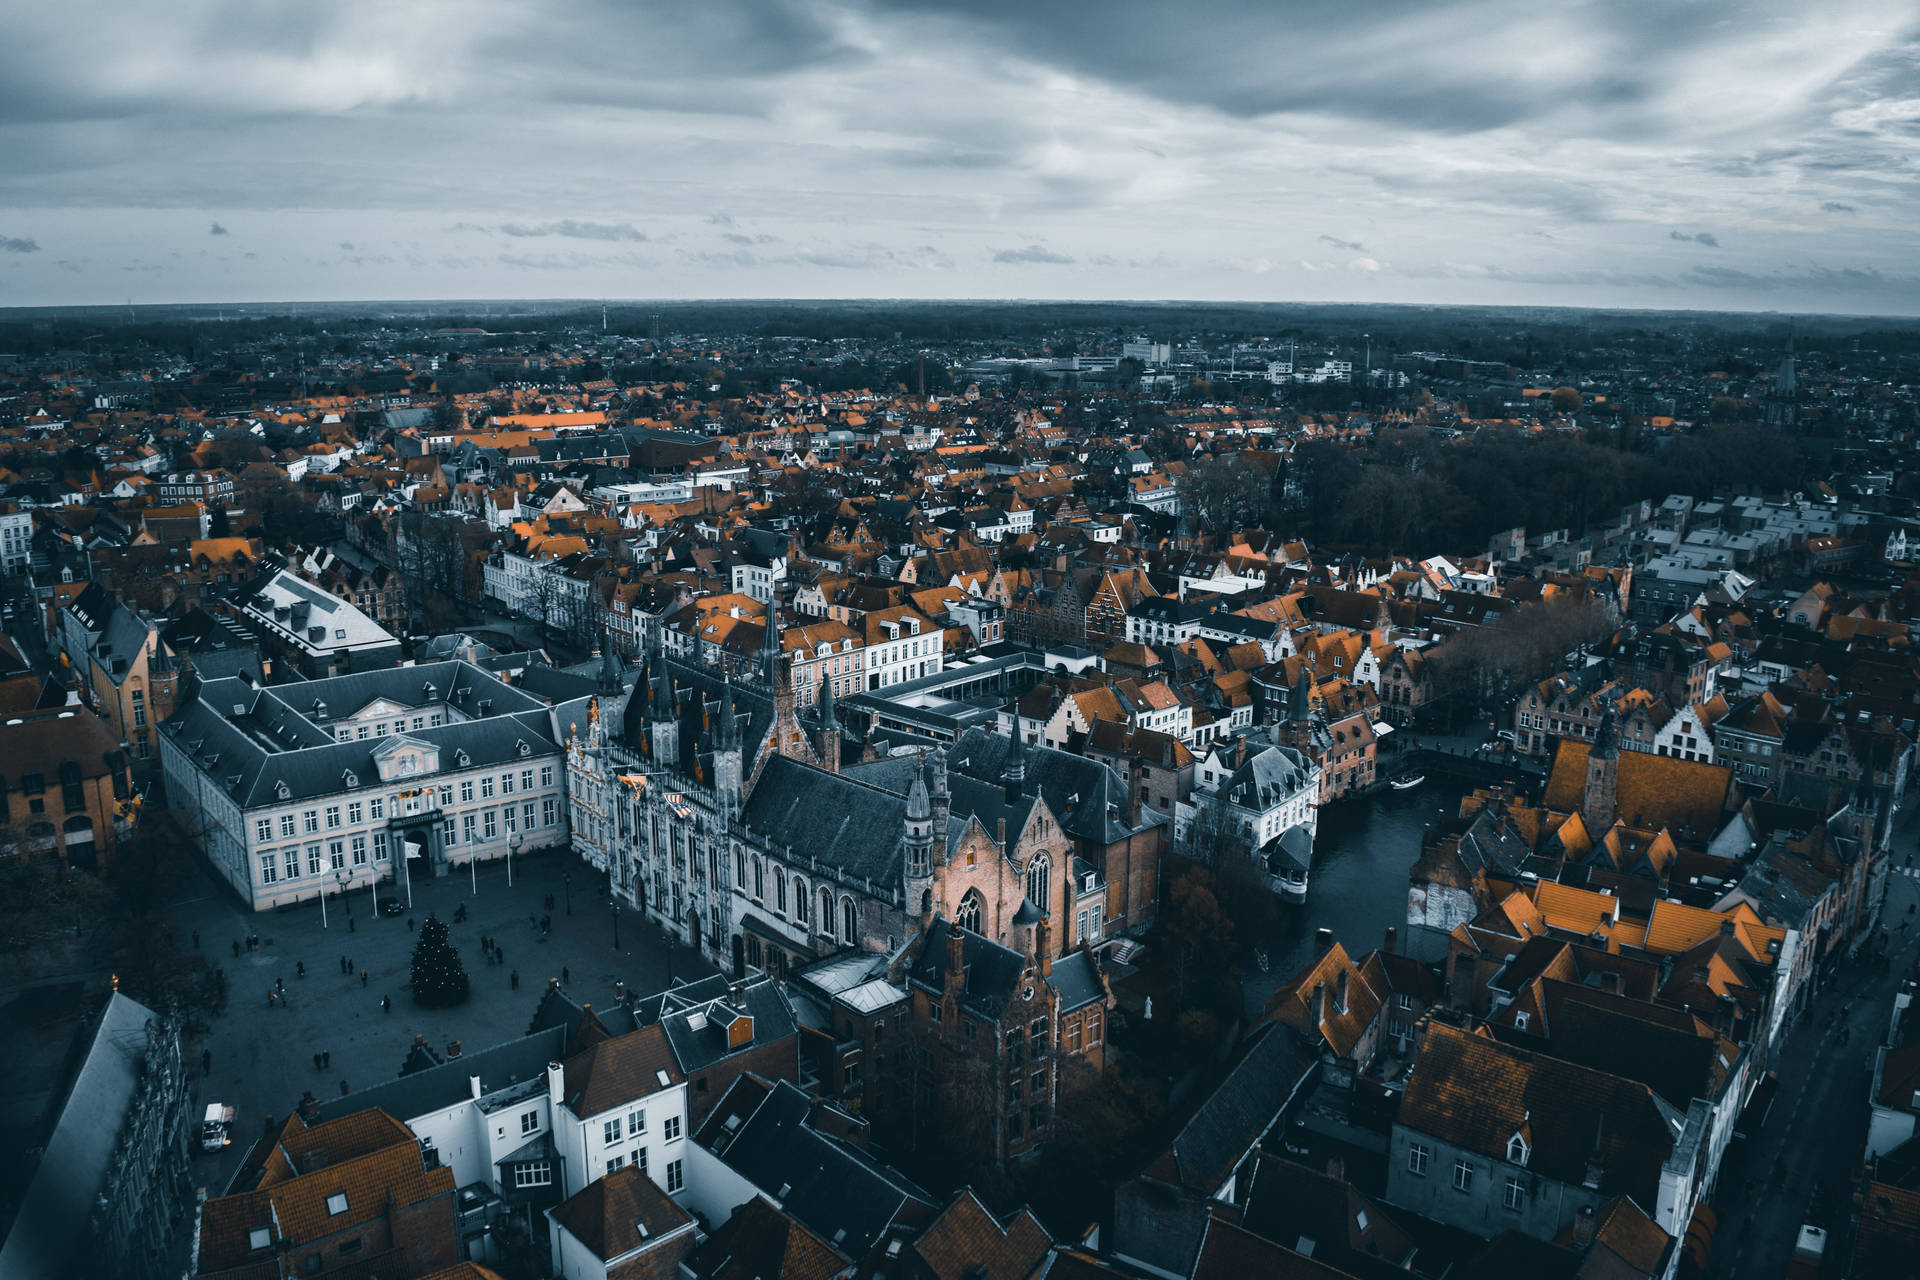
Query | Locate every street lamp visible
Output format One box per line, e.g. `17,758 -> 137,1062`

564,870 -> 573,916
508,832 -> 521,888
336,869 -> 349,921
468,832 -> 478,895
609,896 -> 620,951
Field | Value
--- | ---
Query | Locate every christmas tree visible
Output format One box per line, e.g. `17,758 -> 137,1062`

409,912 -> 470,1008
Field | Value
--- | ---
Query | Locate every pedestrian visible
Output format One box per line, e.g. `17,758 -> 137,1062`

276,976 -> 284,994
296,960 -> 305,978
314,1052 -> 323,1070
511,969 -> 520,990
232,939 -> 240,959
563,966 -> 570,985
323,1051 -> 331,1070
268,990 -> 276,1009
348,917 -> 355,932
193,930 -> 201,949
497,946 -> 504,966
381,995 -> 391,1013
542,914 -> 551,932
202,1047 -> 212,1075
340,955 -> 348,974
407,918 -> 415,932
339,1079 -> 349,1097
360,968 -> 368,987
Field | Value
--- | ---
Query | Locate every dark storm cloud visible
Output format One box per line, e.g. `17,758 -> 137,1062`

992,244 -> 1074,264
1670,230 -> 1720,247
1319,235 -> 1366,252
0,235 -> 39,253
498,220 -> 648,242
209,221 -> 228,235
877,0 -> 1729,134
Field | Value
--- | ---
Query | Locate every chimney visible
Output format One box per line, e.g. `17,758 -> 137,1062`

1037,918 -> 1053,975
1582,1115 -> 1607,1189
546,1061 -> 565,1113
1315,927 -> 1334,953
1383,926 -> 1398,955
1335,968 -> 1350,1015
469,1075 -> 482,1101
1571,1204 -> 1597,1249
1311,981 -> 1327,1025
947,925 -> 966,975
297,1091 -> 320,1124
997,817 -> 1007,849
1714,994 -> 1740,1039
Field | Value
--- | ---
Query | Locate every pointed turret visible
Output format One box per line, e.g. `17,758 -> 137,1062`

814,668 -> 840,774
930,746 -> 950,850
1290,660 -> 1315,724
905,758 -> 935,921
760,605 -> 781,687
1582,709 -> 1619,831
597,628 -> 623,696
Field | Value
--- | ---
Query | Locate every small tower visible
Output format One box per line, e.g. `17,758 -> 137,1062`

1004,723 -> 1029,804
1290,661 -> 1315,724
712,670 -> 744,811
905,759 -> 935,923
814,668 -> 840,775
596,627 -> 623,697
649,663 -> 679,768
929,747 -> 951,852
759,605 -> 781,690
1582,710 -> 1620,832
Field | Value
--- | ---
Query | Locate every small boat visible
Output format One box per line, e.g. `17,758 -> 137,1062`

1391,774 -> 1426,791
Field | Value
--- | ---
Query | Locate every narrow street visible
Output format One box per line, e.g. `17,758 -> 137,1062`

1712,823 -> 1920,1278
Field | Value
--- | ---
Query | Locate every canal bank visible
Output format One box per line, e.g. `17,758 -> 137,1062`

1240,775 -> 1472,1018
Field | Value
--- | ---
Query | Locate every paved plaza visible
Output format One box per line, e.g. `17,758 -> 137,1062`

165,849 -> 714,1195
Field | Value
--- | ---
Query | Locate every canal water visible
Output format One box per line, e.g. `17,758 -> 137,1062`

1242,775 -> 1471,1015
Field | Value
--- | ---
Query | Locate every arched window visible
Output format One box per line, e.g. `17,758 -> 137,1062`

794,879 -> 809,925
819,886 -> 833,935
775,871 -> 788,914
841,896 -> 857,945
1027,852 -> 1051,915
955,889 -> 983,934
752,856 -> 764,900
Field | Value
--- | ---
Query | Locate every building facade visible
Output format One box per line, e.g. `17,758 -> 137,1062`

160,660 -> 569,911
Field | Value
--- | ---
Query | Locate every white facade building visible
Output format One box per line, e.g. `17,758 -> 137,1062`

159,661 -> 570,911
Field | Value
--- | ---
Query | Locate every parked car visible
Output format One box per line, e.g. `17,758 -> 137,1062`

201,1103 -> 235,1151
377,897 -> 406,917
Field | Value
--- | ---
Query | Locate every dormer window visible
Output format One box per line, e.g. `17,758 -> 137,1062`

1507,1132 -> 1530,1166
343,770 -> 359,789
455,750 -> 470,767
325,1192 -> 348,1216
248,1228 -> 271,1251
516,740 -> 532,758
275,780 -> 290,800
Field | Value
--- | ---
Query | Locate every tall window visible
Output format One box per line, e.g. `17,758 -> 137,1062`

775,872 -> 788,914
1453,1159 -> 1474,1193
1026,852 -> 1050,914
794,879 -> 809,925
841,896 -> 857,945
955,889 -> 983,934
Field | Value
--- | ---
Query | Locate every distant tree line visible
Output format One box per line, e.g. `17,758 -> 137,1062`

1286,424 -> 1807,556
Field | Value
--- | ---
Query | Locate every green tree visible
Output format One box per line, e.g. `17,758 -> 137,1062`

409,913 -> 470,1008
1550,385 -> 1582,413
1162,867 -> 1234,1001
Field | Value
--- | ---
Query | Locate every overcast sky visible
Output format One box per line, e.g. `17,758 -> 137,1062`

3,0 -> 1918,313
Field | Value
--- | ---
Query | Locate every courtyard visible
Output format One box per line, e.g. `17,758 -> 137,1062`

164,847 -> 714,1195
